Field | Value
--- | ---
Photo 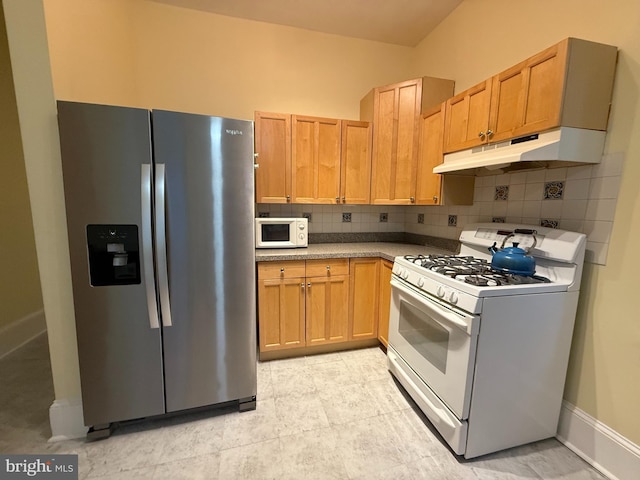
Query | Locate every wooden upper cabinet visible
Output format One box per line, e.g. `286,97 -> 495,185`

444,38 -> 618,154
416,103 -> 445,205
255,112 -> 292,203
416,103 -> 475,206
443,79 -> 493,153
340,120 -> 372,204
292,115 -> 341,204
363,77 -> 455,205
369,79 -> 421,204
489,40 -> 567,143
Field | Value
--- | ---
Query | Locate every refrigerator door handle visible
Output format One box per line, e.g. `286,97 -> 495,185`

141,163 -> 160,329
155,163 -> 173,327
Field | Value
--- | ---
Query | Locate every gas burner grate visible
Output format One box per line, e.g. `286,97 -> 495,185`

404,254 -> 551,286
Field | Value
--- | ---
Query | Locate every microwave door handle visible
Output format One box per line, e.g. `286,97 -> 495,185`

155,164 -> 173,327
141,164 -> 159,329
391,278 -> 472,334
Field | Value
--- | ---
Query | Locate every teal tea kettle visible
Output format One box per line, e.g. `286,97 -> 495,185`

488,229 -> 537,276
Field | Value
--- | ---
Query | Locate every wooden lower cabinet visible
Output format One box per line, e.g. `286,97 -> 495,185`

348,258 -> 380,340
258,257 -> 392,357
305,258 -> 350,346
377,259 -> 393,348
257,261 -> 306,352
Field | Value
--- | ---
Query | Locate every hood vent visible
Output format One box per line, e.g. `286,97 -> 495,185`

434,127 -> 606,175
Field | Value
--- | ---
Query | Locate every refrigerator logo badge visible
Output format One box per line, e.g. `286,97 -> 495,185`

225,129 -> 243,135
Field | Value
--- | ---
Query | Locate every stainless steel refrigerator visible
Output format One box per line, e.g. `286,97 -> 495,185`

57,101 -> 257,436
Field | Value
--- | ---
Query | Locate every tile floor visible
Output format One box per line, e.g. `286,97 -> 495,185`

1,333 -> 605,479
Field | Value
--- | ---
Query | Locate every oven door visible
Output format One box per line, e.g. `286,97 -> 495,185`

388,277 -> 479,420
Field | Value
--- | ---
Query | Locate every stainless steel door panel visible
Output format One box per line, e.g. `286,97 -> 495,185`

152,111 -> 257,412
57,101 -> 165,426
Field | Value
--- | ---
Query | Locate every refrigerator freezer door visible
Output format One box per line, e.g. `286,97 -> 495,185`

57,102 -> 165,426
152,111 -> 257,412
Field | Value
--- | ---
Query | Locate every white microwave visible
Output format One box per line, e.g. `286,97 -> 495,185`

255,217 -> 308,249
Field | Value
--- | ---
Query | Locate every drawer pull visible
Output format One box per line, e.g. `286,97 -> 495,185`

280,268 -> 285,273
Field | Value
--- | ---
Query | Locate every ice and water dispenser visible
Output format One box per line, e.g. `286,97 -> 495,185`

86,225 -> 141,286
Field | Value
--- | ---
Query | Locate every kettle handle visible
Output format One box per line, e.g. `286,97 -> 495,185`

514,229 -> 538,251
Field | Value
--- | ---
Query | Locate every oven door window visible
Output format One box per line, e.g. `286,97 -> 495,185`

399,300 -> 449,374
261,224 -> 290,242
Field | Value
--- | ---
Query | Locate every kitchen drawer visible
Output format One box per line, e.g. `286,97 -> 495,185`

258,261 -> 305,280
305,258 -> 349,277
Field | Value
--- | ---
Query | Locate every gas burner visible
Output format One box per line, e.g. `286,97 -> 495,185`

403,254 -> 490,272
464,275 -> 501,287
504,274 -> 551,285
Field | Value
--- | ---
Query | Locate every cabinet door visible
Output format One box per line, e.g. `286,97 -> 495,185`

292,115 -> 341,204
415,103 -> 444,205
306,275 -> 349,346
370,79 -> 421,204
377,259 -> 393,348
258,277 -> 305,352
255,112 -> 291,203
489,41 -> 567,143
349,258 -> 380,340
443,79 -> 493,153
340,120 -> 372,204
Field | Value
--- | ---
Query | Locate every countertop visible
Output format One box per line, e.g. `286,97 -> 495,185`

255,242 -> 457,263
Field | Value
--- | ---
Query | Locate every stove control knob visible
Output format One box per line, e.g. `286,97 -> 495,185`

449,291 -> 459,305
401,269 -> 409,280
437,286 -> 446,298
417,277 -> 425,288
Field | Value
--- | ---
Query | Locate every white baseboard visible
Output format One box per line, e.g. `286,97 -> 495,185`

48,397 -> 88,441
557,400 -> 640,480
0,309 -> 46,359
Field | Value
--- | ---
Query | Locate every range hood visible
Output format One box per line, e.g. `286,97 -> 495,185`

434,127 -> 606,175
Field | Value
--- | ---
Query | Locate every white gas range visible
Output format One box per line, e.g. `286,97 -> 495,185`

387,223 -> 586,459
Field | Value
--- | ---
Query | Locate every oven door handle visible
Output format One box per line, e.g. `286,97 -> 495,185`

391,278 -> 475,334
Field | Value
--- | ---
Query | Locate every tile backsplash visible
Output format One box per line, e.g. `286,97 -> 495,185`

257,152 -> 624,265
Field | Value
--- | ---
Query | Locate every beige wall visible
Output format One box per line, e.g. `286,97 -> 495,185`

3,0 -> 80,400
412,0 -> 640,445
43,0 -> 138,107
0,3 -> 43,329
45,0 -> 415,120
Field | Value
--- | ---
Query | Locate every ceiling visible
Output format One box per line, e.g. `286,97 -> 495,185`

150,0 -> 463,47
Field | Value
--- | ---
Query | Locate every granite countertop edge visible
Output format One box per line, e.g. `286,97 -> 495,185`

255,241 -> 458,263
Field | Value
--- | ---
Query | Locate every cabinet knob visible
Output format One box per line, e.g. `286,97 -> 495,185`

478,131 -> 486,139
301,283 -> 305,289
280,268 -> 285,273
487,129 -> 494,138
286,195 -> 291,202
410,197 -> 415,203
336,196 -> 340,203
342,197 -> 346,203
326,265 -> 331,271
433,196 -> 439,203
307,282 -> 311,287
